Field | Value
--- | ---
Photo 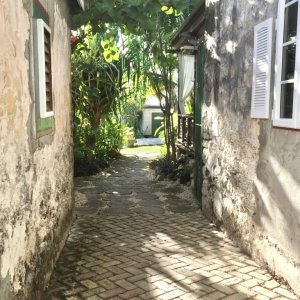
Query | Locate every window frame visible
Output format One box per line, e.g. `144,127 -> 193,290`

274,0 -> 300,128
33,18 -> 54,119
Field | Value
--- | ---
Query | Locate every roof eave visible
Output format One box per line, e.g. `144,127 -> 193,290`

170,0 -> 205,50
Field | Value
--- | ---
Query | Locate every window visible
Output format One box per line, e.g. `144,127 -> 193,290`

251,18 -> 273,118
33,18 -> 53,119
274,0 -> 300,128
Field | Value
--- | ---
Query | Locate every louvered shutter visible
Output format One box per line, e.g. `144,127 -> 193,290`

44,27 -> 53,112
251,18 -> 273,118
33,19 -> 54,118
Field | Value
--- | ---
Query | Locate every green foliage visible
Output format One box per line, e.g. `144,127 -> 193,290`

122,125 -> 135,147
72,29 -> 125,176
161,6 -> 176,15
121,145 -> 164,156
72,29 -> 121,128
72,0 -> 199,34
143,10 -> 180,160
74,117 -> 123,176
149,154 -> 192,183
121,99 -> 143,137
116,34 -> 150,137
185,92 -> 195,115
72,0 -> 200,176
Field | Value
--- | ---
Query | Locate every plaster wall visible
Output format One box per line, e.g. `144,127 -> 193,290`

0,0 -> 73,299
202,0 -> 300,295
142,108 -> 163,136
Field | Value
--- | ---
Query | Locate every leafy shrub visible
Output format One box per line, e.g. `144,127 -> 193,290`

149,154 -> 192,183
122,126 -> 135,147
73,118 -> 122,177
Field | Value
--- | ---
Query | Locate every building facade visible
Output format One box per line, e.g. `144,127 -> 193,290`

142,96 -> 164,137
202,0 -> 300,295
172,0 -> 300,295
0,0 -> 81,298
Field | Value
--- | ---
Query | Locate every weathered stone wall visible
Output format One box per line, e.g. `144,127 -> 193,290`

202,0 -> 300,295
0,1 -> 73,299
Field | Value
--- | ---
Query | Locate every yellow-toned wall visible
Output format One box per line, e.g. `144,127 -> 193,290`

0,1 -> 73,298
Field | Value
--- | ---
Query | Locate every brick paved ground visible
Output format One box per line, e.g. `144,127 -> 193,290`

45,155 -> 299,300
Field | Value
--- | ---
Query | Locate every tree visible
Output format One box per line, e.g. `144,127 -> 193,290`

72,28 -> 121,130
73,0 -> 198,34
144,11 -> 181,160
71,0 -> 200,168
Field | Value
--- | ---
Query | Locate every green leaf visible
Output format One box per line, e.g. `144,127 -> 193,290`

174,10 -> 181,17
110,45 -> 118,53
112,52 -> 120,61
101,40 -> 110,49
104,50 -> 113,63
166,7 -> 174,15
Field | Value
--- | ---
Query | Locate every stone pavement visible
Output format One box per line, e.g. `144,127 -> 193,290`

45,155 -> 299,300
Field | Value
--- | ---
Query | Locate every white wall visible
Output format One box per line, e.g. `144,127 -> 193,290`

142,108 -> 163,136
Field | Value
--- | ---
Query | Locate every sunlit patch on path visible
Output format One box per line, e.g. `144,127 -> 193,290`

45,154 -> 298,300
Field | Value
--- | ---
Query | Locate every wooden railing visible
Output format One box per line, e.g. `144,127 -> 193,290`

177,114 -> 194,156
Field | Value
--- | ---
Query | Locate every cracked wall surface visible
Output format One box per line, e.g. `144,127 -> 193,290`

202,0 -> 300,296
0,0 -> 73,299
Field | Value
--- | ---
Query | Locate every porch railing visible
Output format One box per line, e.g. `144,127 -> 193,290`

177,114 -> 194,156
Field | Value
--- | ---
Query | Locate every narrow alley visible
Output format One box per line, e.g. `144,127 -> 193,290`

45,154 -> 298,300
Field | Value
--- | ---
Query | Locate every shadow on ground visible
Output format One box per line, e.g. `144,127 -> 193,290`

45,155 -> 298,300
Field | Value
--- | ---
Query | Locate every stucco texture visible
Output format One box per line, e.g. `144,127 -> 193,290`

202,0 -> 300,295
0,0 -> 73,299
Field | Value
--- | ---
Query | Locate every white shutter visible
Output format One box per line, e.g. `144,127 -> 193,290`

33,19 -> 54,118
251,18 -> 273,118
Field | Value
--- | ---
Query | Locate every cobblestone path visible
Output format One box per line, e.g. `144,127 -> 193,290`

46,155 -> 299,300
